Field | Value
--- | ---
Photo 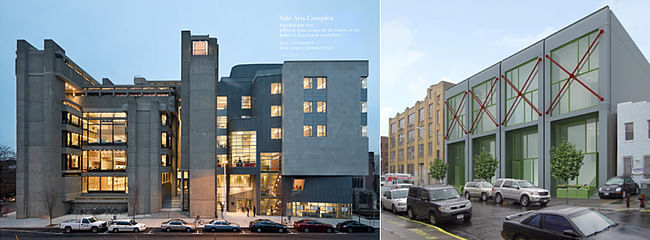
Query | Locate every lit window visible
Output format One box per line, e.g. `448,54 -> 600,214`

317,101 -> 327,113
161,132 -> 168,148
361,77 -> 367,89
161,113 -> 168,126
317,125 -> 327,137
217,116 -> 227,129
317,77 -> 327,89
304,102 -> 313,113
217,135 -> 227,148
293,179 -> 305,191
271,83 -> 282,95
161,154 -> 169,167
230,131 -> 256,167
304,125 -> 313,137
241,96 -> 251,109
192,41 -> 208,55
217,154 -> 227,168
271,128 -> 282,139
303,77 -> 312,89
361,125 -> 367,137
217,96 -> 227,110
271,105 -> 282,117
361,101 -> 367,113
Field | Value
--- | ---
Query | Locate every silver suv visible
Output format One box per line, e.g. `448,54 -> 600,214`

493,178 -> 549,207
463,181 -> 493,201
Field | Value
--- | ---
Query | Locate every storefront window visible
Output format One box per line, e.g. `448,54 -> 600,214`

288,202 -> 351,218
551,114 -> 599,193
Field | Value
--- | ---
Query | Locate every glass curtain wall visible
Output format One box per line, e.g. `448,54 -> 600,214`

472,135 -> 496,183
446,92 -> 466,141
504,58 -> 540,126
505,127 -> 539,185
551,114 -> 598,194
471,78 -> 497,134
447,142 -> 465,189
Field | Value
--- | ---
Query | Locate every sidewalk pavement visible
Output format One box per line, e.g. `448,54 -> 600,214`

550,196 -> 648,211
0,210 -> 380,229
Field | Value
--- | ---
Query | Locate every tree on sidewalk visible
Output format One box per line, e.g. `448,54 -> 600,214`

429,158 -> 448,184
473,152 -> 498,183
550,142 -> 584,204
129,185 -> 139,221
41,185 -> 57,225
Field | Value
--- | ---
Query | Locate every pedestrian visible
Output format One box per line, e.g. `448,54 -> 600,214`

246,206 -> 250,217
220,202 -> 224,219
253,205 -> 256,217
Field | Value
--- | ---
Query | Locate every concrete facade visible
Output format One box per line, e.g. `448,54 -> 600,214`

15,31 -> 369,219
617,101 -> 650,184
387,81 -> 455,186
443,7 -> 650,197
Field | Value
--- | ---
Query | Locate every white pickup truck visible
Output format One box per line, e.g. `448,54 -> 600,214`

59,216 -> 107,233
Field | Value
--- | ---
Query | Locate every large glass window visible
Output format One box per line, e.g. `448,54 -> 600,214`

84,150 -> 127,171
83,112 -> 127,145
230,131 -> 256,167
114,120 -> 126,143
504,58 -> 540,126
447,142 -> 466,189
261,173 -> 280,197
271,83 -> 282,95
241,96 -> 251,109
552,115 -> 598,192
63,131 -> 81,148
473,135 -> 497,182
471,77 -> 497,134
62,111 -> 81,127
271,128 -> 282,139
550,30 -> 601,116
217,96 -> 227,110
446,92 -> 466,140
82,176 -> 128,193
271,105 -> 282,117
506,128 -> 539,185
62,154 -> 80,170
192,41 -> 208,55
261,152 -> 281,171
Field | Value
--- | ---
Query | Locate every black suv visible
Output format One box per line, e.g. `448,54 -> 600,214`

406,185 -> 472,225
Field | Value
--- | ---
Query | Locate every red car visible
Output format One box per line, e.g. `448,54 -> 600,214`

295,220 -> 335,233
293,218 -> 316,228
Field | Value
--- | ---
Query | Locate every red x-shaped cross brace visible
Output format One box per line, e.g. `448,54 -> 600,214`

468,77 -> 499,133
444,91 -> 468,139
546,29 -> 605,115
501,58 -> 543,125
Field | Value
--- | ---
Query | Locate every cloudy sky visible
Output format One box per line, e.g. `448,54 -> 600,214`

380,0 -> 650,136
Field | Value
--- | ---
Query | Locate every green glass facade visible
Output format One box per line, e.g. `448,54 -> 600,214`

446,92 -> 466,141
505,127 -> 539,185
471,78 -> 497,134
504,58 -> 540,127
551,114 -> 598,193
447,142 -> 465,188
472,135 -> 496,182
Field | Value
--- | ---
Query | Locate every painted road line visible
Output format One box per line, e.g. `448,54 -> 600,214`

397,215 -> 466,240
409,227 -> 438,239
641,209 -> 650,213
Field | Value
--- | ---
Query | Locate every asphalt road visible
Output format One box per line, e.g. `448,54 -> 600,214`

382,198 -> 650,240
0,228 -> 379,240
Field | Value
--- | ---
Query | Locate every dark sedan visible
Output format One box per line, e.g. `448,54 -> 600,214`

501,207 -> 649,240
248,218 -> 272,229
599,176 -> 640,199
203,219 -> 240,232
295,220 -> 335,233
336,220 -> 374,233
249,220 -> 288,233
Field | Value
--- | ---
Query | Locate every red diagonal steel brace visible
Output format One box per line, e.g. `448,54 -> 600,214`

468,78 -> 499,133
444,91 -> 468,139
501,58 -> 543,125
545,29 -> 604,115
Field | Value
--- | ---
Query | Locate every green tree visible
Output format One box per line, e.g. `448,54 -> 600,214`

550,142 -> 585,204
473,152 -> 498,183
429,158 -> 448,183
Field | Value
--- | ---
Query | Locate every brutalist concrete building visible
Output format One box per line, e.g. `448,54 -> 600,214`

444,7 -> 650,197
15,30 -> 369,218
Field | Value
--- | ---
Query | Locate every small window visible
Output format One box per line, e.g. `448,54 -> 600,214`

271,83 -> 282,95
304,102 -> 313,113
271,128 -> 282,139
317,125 -> 327,137
192,41 -> 208,55
304,125 -> 313,137
241,96 -> 251,109
624,156 -> 632,176
293,179 -> 305,191
161,132 -> 168,148
161,113 -> 168,126
647,120 -> 650,138
271,105 -> 282,117
317,77 -> 327,89
361,125 -> 367,137
361,77 -> 367,89
361,101 -> 367,113
217,116 -> 227,129
217,96 -> 227,110
317,101 -> 327,113
625,122 -> 634,140
303,78 -> 312,89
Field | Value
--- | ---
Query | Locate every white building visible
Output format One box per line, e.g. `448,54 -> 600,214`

617,101 -> 650,184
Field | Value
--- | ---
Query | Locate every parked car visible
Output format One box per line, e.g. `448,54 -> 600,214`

59,216 -> 107,233
599,176 -> 640,199
203,219 -> 240,232
463,181 -> 494,201
293,218 -> 316,228
160,219 -> 195,232
295,220 -> 334,233
249,218 -> 272,229
335,220 -> 374,233
381,188 -> 408,214
249,220 -> 287,233
493,178 -> 550,207
501,207 -> 650,240
108,220 -> 146,233
406,185 -> 472,225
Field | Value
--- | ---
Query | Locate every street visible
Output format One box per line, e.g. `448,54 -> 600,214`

0,228 -> 379,240
381,198 -> 650,240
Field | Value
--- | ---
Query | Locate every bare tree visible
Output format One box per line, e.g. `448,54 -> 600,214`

129,185 -> 139,221
0,144 -> 15,161
41,185 -> 57,225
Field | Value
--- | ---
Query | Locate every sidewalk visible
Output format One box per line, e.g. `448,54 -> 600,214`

0,210 -> 380,229
550,197 -> 648,211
